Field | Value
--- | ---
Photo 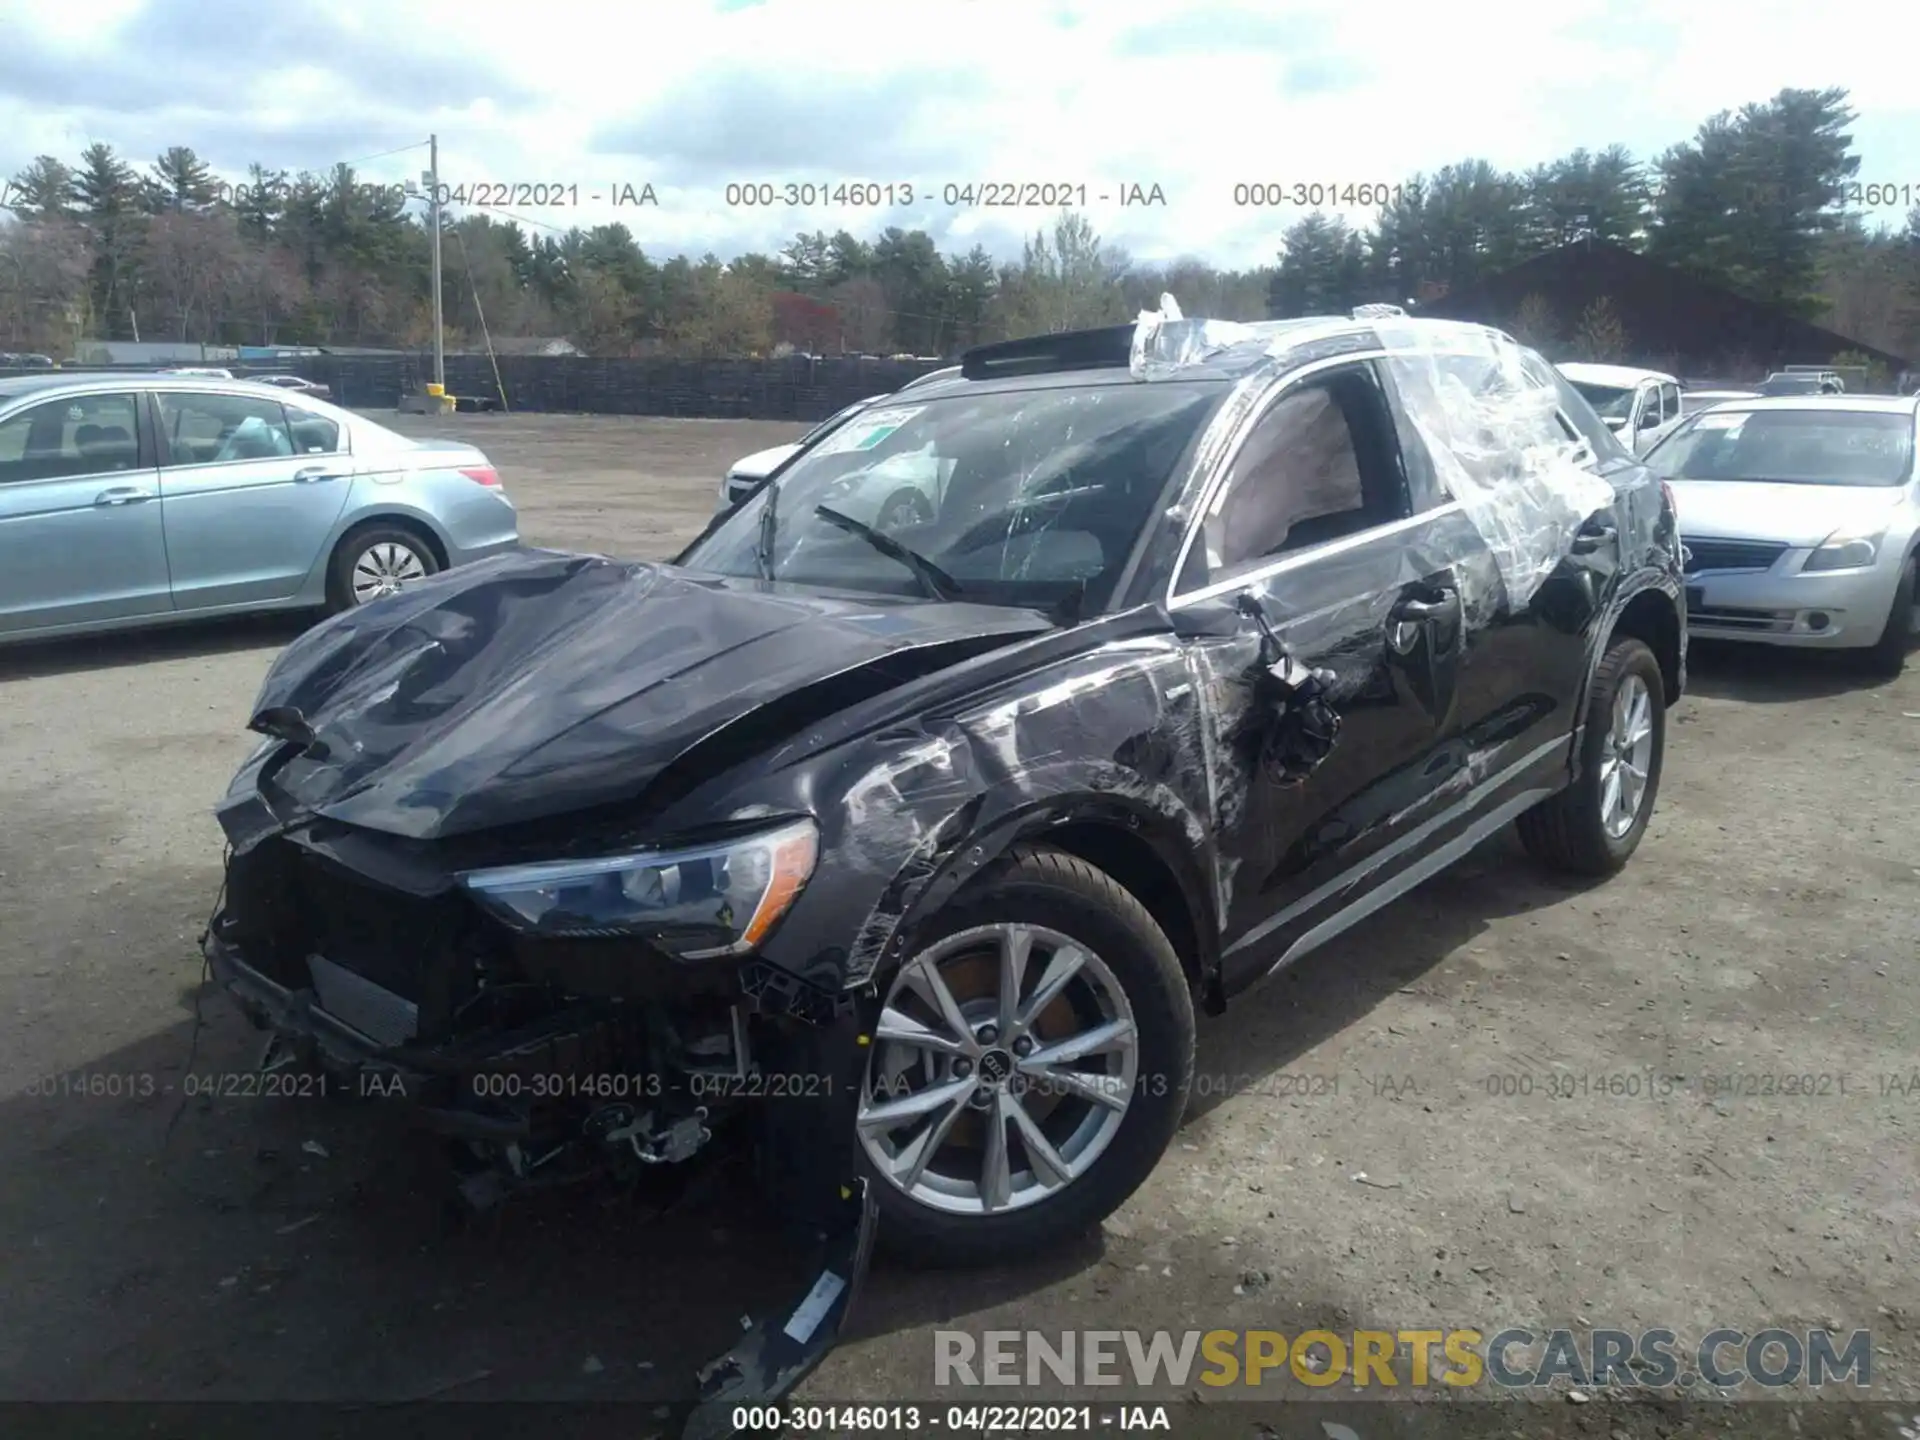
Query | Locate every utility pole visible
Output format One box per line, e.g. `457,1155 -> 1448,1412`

428,133 -> 445,395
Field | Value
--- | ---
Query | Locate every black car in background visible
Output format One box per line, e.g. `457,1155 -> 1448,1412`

200,310 -> 1683,1413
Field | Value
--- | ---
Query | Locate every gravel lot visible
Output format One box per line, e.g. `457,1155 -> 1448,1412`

2,411 -> 1916,1435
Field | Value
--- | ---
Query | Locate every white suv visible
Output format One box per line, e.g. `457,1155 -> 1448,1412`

1559,363 -> 1685,456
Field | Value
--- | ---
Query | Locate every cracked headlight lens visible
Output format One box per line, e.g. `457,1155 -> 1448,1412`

459,818 -> 818,958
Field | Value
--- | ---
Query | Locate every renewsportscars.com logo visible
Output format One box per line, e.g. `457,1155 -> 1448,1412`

934,1327 -> 1873,1390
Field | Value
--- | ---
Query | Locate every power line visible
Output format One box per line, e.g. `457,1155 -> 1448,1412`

334,141 -> 432,168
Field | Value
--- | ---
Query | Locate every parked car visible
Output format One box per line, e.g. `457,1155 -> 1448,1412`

255,373 -> 334,402
1760,371 -> 1844,396
1680,388 -> 1760,416
1,352 -> 56,368
202,308 -> 1682,1373
717,365 -> 961,511
1646,394 -> 1919,675
1559,362 -> 1686,456
0,373 -> 519,644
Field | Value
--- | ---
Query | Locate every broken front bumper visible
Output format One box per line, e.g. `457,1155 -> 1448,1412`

201,927 -> 882,1439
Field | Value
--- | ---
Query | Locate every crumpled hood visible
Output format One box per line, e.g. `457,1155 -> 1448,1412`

245,547 -> 1052,840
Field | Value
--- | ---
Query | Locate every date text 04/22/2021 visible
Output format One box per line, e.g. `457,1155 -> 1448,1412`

721,181 -> 1167,208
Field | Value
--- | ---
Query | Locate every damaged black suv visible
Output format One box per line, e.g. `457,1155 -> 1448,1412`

205,311 -> 1683,1307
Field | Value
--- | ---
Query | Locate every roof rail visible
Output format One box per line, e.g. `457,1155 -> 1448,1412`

960,325 -> 1136,381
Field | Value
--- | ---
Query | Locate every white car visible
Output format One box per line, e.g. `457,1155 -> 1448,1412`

1559,362 -> 1685,456
1644,394 -> 1919,675
717,366 -> 962,513
718,397 -> 880,510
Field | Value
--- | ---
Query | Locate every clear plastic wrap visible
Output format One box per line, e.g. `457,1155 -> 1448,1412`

1372,317 -> 1615,607
1128,299 -> 1614,607
1129,293 -> 1337,381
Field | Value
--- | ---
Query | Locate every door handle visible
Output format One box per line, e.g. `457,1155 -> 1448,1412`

1387,588 -> 1459,655
94,486 -> 154,506
293,466 -> 342,483
1571,522 -> 1617,555
1391,593 -> 1458,622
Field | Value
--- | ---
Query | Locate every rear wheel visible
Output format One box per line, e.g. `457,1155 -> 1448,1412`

325,522 -> 440,614
855,846 -> 1194,1266
1517,637 -> 1667,876
1859,553 -> 1917,679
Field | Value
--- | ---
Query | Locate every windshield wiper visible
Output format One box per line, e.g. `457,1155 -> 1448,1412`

755,474 -> 780,582
812,504 -> 965,601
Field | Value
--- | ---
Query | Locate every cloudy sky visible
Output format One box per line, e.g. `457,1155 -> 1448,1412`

2,0 -> 1915,269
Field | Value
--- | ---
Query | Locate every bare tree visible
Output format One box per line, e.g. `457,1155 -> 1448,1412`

232,245 -> 308,344
827,276 -> 888,354
1002,212 -> 1132,336
138,210 -> 246,341
1510,292 -> 1560,349
1572,296 -> 1629,361
0,217 -> 96,349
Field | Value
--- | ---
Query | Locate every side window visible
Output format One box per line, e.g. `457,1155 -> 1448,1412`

1191,365 -> 1410,586
1660,383 -> 1681,422
285,408 -> 342,454
0,393 -> 141,484
157,393 -> 295,465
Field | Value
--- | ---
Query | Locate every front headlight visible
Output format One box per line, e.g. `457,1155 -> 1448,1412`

459,818 -> 818,958
1803,526 -> 1885,572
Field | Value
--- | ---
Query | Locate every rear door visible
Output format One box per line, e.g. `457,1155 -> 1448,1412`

154,389 -> 354,610
1384,351 -> 1618,802
0,390 -> 172,635
1169,358 -> 1473,991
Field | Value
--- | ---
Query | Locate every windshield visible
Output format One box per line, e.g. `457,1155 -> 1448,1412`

1568,381 -> 1634,421
681,381 -> 1223,610
1645,408 -> 1916,487
797,398 -> 876,447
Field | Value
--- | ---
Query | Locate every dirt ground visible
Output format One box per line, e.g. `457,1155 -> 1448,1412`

1,410 -> 1916,1438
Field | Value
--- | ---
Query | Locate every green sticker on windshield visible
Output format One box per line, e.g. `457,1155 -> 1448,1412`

812,405 -> 925,457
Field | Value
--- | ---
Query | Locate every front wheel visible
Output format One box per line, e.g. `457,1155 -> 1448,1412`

855,846 -> 1195,1266
1517,636 -> 1667,876
1858,553 -> 1916,679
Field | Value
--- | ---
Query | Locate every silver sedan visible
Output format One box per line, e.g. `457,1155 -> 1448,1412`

1644,395 -> 1919,676
0,373 -> 519,644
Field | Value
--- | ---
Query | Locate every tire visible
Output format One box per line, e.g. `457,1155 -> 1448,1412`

855,845 -> 1195,1266
1858,553 -> 1916,679
1517,637 -> 1667,876
325,522 -> 440,614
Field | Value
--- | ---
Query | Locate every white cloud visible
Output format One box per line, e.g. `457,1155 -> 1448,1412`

1,0 -> 1912,268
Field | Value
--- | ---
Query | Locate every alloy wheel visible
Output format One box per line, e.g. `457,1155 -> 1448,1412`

1599,673 -> 1654,839
858,923 -> 1139,1216
350,541 -> 428,603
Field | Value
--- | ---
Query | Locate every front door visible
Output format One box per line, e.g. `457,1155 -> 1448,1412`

0,390 -> 172,635
153,390 -> 354,611
1167,359 -> 1471,993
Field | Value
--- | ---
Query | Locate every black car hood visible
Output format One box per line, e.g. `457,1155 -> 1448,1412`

247,548 -> 1053,840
